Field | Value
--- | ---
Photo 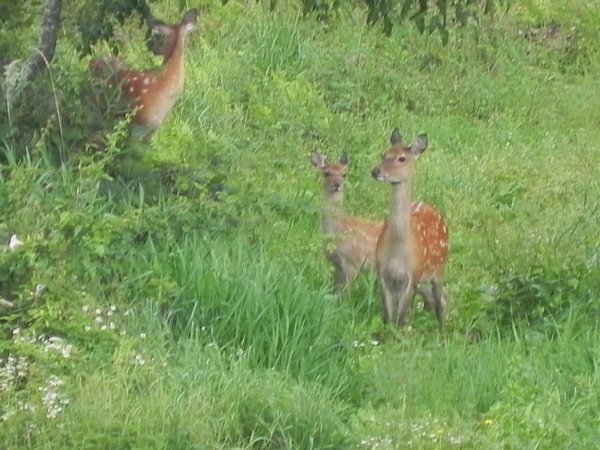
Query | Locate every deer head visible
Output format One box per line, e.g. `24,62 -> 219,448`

311,152 -> 349,194
371,129 -> 428,184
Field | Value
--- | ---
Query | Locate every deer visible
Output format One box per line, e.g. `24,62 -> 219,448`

371,128 -> 449,328
311,151 -> 384,294
89,8 -> 198,141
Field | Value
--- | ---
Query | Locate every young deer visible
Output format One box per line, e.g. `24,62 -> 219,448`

89,9 -> 198,140
371,129 -> 449,327
311,152 -> 384,294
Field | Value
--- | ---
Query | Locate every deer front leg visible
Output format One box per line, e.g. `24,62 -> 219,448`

333,265 -> 350,295
381,269 -> 413,326
379,280 -> 394,324
395,275 -> 414,326
331,255 -> 358,295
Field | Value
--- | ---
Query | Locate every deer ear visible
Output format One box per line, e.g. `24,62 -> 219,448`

411,134 -> 428,155
145,14 -> 164,29
390,128 -> 402,146
181,9 -> 198,33
182,9 -> 199,24
311,152 -> 326,169
339,152 -> 349,166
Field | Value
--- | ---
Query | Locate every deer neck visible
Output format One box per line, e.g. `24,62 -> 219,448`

386,180 -> 412,249
322,191 -> 345,235
160,32 -> 186,92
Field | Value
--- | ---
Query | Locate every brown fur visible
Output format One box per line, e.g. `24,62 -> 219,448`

371,129 -> 449,327
311,152 -> 384,294
89,9 -> 198,140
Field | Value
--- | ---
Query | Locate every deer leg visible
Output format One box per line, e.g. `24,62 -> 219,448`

382,270 -> 413,326
379,272 -> 396,324
416,285 -> 435,312
431,278 -> 448,328
332,258 -> 358,295
332,264 -> 348,294
395,276 -> 414,326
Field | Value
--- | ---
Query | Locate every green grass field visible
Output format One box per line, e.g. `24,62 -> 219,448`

1,0 -> 599,448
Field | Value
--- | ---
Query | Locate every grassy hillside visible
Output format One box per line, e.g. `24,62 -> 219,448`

1,0 -> 599,448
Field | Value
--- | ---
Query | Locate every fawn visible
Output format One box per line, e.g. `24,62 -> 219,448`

311,151 -> 384,294
89,9 -> 198,140
371,129 -> 449,327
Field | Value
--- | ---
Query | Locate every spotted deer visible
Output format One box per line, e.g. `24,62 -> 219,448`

89,9 -> 198,140
311,151 -> 384,294
371,129 -> 449,327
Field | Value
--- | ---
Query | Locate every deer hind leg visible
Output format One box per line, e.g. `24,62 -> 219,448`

430,276 -> 448,328
416,284 -> 435,312
130,123 -> 155,142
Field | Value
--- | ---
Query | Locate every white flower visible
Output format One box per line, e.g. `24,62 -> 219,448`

8,234 -> 23,251
1,410 -> 15,421
34,284 -> 47,298
0,298 -> 13,309
40,376 -> 68,419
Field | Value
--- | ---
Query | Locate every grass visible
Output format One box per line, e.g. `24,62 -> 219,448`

1,0 -> 599,448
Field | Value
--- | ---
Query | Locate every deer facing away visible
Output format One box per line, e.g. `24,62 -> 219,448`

371,129 -> 449,327
89,9 -> 198,141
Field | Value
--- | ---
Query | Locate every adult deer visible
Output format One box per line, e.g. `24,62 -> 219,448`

89,9 -> 198,141
311,151 -> 384,294
371,129 -> 449,327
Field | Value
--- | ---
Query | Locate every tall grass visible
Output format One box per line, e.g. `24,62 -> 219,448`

353,319 -> 600,448
2,340 -> 351,449
121,235 -> 360,397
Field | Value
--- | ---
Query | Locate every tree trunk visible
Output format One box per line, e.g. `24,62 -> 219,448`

5,0 -> 63,111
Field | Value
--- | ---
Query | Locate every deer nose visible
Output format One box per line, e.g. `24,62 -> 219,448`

331,181 -> 341,191
371,167 -> 381,179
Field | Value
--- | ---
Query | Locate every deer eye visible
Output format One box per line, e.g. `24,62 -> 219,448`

398,156 -> 406,162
